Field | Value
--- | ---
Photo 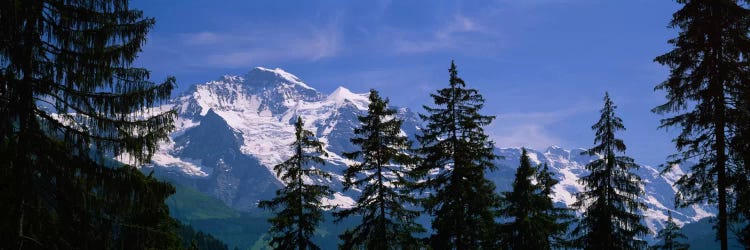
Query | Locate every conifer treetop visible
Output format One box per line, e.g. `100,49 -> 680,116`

413,61 -> 500,249
258,116 -> 332,250
335,89 -> 423,249
1,1 -> 177,164
572,92 -> 647,250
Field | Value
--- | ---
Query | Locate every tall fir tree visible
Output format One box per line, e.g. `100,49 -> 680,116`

731,73 -> 750,248
498,149 -> 570,250
258,117 -> 332,250
334,90 -> 424,249
537,162 -> 575,248
731,48 -> 750,248
733,83 -> 750,248
411,61 -> 501,249
650,211 -> 689,250
572,92 -> 648,250
653,1 -> 750,249
0,0 -> 180,248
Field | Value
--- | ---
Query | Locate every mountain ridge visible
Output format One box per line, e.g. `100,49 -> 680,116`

141,66 -> 715,241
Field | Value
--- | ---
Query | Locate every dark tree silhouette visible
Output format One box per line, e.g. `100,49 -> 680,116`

653,1 -> 750,249
498,149 -> 571,249
0,0 -> 179,248
650,211 -> 689,250
572,93 -> 648,250
258,117 -> 332,250
334,90 -> 424,249
411,61 -> 501,249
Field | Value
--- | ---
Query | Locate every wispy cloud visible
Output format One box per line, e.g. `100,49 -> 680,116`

393,14 -> 499,54
490,107 -> 591,149
438,15 -> 486,38
199,26 -> 341,67
143,2 -> 510,69
152,18 -> 343,69
492,123 -> 561,149
182,31 -> 224,45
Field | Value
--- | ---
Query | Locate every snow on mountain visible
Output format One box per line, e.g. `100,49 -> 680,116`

145,67 -> 392,210
254,66 -> 314,90
143,66 -> 714,240
327,86 -> 370,110
492,146 -> 714,238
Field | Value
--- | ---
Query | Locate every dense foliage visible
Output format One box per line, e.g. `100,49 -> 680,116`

178,222 -> 229,250
650,211 -> 689,250
572,93 -> 648,250
498,149 -> 571,249
653,1 -> 750,249
258,117 -> 332,250
411,61 -> 501,249
0,0 -> 179,248
734,86 -> 750,247
334,90 -> 424,249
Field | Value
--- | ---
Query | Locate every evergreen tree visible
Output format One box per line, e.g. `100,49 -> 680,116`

498,149 -> 570,250
103,167 -> 182,249
653,1 -> 750,249
537,162 -> 575,248
731,60 -> 750,248
734,86 -> 750,248
334,90 -> 424,249
258,117 -> 332,250
411,61 -> 501,249
0,0 -> 179,248
179,222 -> 230,250
572,93 -> 648,250
650,211 -> 689,250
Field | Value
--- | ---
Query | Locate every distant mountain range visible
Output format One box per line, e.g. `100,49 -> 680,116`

138,66 -> 716,243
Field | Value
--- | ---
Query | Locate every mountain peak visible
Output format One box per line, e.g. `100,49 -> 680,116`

249,67 -> 314,90
327,86 -> 369,109
545,145 -> 566,153
328,86 -> 355,98
201,108 -> 230,129
218,74 -> 244,83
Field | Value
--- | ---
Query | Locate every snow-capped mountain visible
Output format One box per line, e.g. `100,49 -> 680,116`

144,66 -> 713,239
147,67 -> 421,210
491,147 -> 714,236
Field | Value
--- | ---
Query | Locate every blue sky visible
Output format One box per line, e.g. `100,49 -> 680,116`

132,0 -> 682,166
